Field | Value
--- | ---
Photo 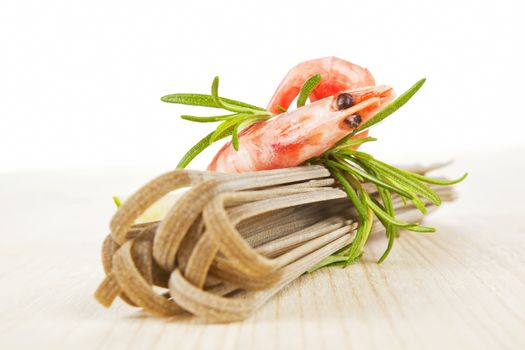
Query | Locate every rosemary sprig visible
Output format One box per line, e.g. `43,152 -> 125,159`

308,143 -> 467,271
307,78 -> 467,269
162,77 -> 273,165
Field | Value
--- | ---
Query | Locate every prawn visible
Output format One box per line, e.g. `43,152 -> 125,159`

208,57 -> 394,173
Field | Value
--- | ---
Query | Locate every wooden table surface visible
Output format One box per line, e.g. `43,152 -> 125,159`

1,147 -> 524,349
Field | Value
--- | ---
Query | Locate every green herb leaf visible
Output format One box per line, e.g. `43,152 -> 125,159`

327,158 -> 413,198
277,105 -> 287,113
329,167 -> 368,220
402,170 -> 468,186
343,207 -> 374,266
377,188 -> 397,263
364,157 -> 442,205
356,78 -> 426,133
161,93 -> 266,111
307,255 -> 347,273
180,114 -> 237,123
209,117 -> 242,145
176,127 -> 234,169
232,123 -> 241,151
405,225 -> 436,233
211,76 -> 254,114
112,196 -> 122,208
297,74 -> 321,108
366,196 -> 421,228
329,137 -> 377,153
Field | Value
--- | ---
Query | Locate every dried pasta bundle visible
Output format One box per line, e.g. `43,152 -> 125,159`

94,165 -> 456,322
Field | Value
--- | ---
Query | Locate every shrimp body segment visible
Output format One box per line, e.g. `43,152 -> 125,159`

266,56 -> 375,114
208,85 -> 395,173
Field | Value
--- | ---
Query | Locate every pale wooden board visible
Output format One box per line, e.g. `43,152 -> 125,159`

1,148 -> 524,349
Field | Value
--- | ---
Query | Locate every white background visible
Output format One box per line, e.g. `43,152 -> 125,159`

2,1 -> 525,347
1,0 -> 524,172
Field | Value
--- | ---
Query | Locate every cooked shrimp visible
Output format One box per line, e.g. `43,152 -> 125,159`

208,57 -> 394,173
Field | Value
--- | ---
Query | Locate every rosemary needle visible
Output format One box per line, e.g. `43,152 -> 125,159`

297,74 -> 321,108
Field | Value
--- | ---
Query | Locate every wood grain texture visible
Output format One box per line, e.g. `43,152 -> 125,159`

1,148 -> 524,349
